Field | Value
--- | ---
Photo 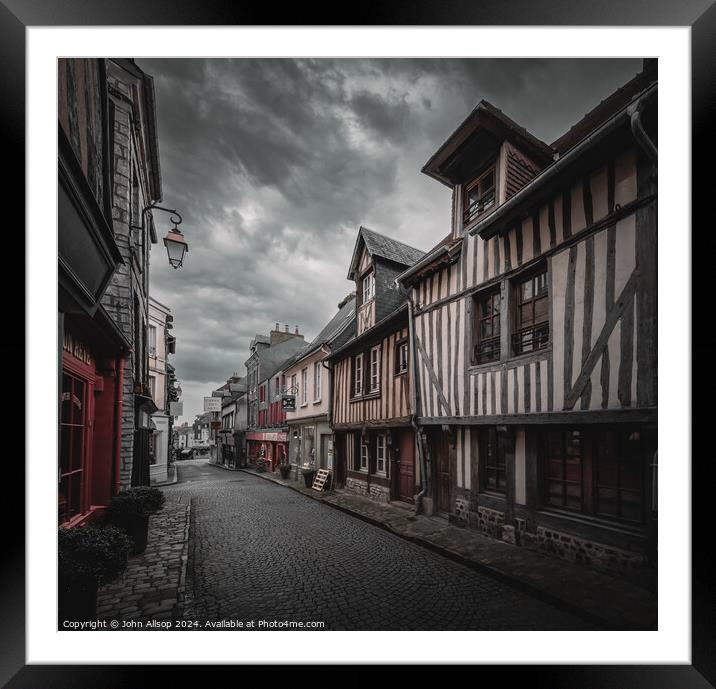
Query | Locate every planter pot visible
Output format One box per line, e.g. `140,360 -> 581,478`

58,575 -> 98,624
114,514 -> 150,555
302,470 -> 317,487
279,465 -> 292,480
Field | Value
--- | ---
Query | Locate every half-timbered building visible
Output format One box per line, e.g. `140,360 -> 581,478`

397,61 -> 658,580
330,227 -> 425,503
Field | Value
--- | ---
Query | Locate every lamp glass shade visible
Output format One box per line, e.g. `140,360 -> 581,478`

163,228 -> 188,268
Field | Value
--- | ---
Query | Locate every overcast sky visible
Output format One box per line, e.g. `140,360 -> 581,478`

136,57 -> 643,424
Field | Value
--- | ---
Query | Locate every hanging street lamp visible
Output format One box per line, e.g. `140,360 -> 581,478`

141,203 -> 189,269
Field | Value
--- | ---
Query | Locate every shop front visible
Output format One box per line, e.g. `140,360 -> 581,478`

246,431 -> 288,471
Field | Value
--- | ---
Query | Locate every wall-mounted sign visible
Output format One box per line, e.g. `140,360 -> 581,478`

204,397 -> 221,412
170,401 -> 183,417
63,331 -> 93,366
211,421 -> 221,430
281,394 -> 296,411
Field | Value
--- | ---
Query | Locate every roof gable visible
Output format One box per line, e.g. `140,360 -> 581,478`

347,226 -> 425,279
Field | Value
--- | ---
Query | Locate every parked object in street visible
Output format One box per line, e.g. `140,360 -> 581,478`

278,462 -> 292,479
58,525 -> 131,623
106,487 -> 166,555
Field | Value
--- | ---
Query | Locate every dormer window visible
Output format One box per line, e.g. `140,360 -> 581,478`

362,271 -> 375,304
463,166 -> 496,226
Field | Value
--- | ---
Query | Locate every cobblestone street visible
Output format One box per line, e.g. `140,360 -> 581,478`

164,459 -> 598,630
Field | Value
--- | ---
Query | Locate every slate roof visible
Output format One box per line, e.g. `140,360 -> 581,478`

348,226 -> 426,279
282,294 -> 357,370
256,336 -> 308,383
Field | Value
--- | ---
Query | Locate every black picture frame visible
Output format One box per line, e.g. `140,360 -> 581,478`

4,1 -> 709,685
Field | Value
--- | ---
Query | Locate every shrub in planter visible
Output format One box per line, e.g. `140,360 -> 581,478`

58,525 -> 131,623
278,463 -> 292,479
106,487 -> 166,555
301,467 -> 318,487
255,458 -> 268,473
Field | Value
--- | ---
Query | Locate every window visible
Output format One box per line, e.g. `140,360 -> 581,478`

313,362 -> 322,401
353,353 -> 364,396
369,346 -> 381,392
474,290 -> 501,364
479,428 -> 506,494
291,373 -> 297,395
360,442 -> 369,471
301,368 -> 308,404
512,268 -> 549,355
542,427 -> 646,524
395,340 -> 409,375
362,271 -> 375,304
544,429 -> 583,510
148,375 -> 156,400
275,377 -> 280,398
376,434 -> 387,475
463,166 -> 496,225
148,324 -> 157,357
59,372 -> 87,524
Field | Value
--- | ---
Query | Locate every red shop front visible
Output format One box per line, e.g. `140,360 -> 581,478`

246,431 -> 288,471
59,317 -> 128,527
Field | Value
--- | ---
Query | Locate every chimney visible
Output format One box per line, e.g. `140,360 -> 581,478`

284,324 -> 289,333
295,325 -> 299,335
275,322 -> 279,331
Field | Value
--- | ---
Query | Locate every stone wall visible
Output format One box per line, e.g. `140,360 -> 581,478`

345,476 -> 390,503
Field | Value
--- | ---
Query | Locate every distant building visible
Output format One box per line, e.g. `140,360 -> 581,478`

245,325 -> 306,469
283,293 -> 355,479
215,375 -> 248,469
148,296 -> 176,483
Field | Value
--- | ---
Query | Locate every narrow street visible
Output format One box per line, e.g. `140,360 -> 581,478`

164,459 -> 598,630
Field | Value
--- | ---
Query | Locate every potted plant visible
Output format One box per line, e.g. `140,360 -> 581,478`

58,525 -> 131,623
255,458 -> 268,473
301,466 -> 318,487
106,486 -> 166,555
278,462 -> 292,480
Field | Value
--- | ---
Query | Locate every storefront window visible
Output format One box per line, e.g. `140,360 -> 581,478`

59,372 -> 87,524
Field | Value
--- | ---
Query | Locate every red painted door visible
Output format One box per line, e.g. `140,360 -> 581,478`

395,428 -> 415,504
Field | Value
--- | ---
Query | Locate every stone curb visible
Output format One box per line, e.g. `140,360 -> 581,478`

174,501 -> 192,621
237,467 -> 653,631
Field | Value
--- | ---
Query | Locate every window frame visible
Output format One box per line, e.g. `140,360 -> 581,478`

376,434 -> 387,476
359,441 -> 369,472
478,427 -> 507,495
353,353 -> 364,397
473,288 -> 502,365
148,323 -> 157,357
395,339 -> 409,375
313,361 -> 322,402
301,367 -> 308,405
369,345 -> 381,393
512,265 -> 550,357
540,426 -> 647,525
362,270 -> 375,305
463,164 -> 497,226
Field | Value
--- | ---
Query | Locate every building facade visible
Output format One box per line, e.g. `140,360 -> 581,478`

58,58 -> 128,526
148,296 -> 176,484
284,294 -> 356,480
98,59 -> 163,489
330,228 -> 425,503
397,62 -> 658,579
214,376 -> 248,469
245,326 -> 306,469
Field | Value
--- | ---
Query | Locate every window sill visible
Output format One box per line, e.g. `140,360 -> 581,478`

394,370 -> 408,377
536,507 -> 647,536
468,346 -> 551,373
350,391 -> 381,403
312,398 -> 322,405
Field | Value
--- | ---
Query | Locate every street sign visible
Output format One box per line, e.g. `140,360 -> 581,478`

169,401 -> 183,417
281,394 -> 296,411
204,397 -> 221,412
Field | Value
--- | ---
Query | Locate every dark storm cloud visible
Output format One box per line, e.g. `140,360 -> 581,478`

137,57 -> 642,421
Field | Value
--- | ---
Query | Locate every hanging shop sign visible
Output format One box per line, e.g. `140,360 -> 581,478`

281,394 -> 296,411
204,397 -> 221,412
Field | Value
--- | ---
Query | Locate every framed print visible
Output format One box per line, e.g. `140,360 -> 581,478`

3,0 -> 711,686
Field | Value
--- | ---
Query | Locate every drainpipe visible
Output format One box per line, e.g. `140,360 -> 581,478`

113,352 -> 127,495
627,94 -> 658,168
404,287 -> 428,513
